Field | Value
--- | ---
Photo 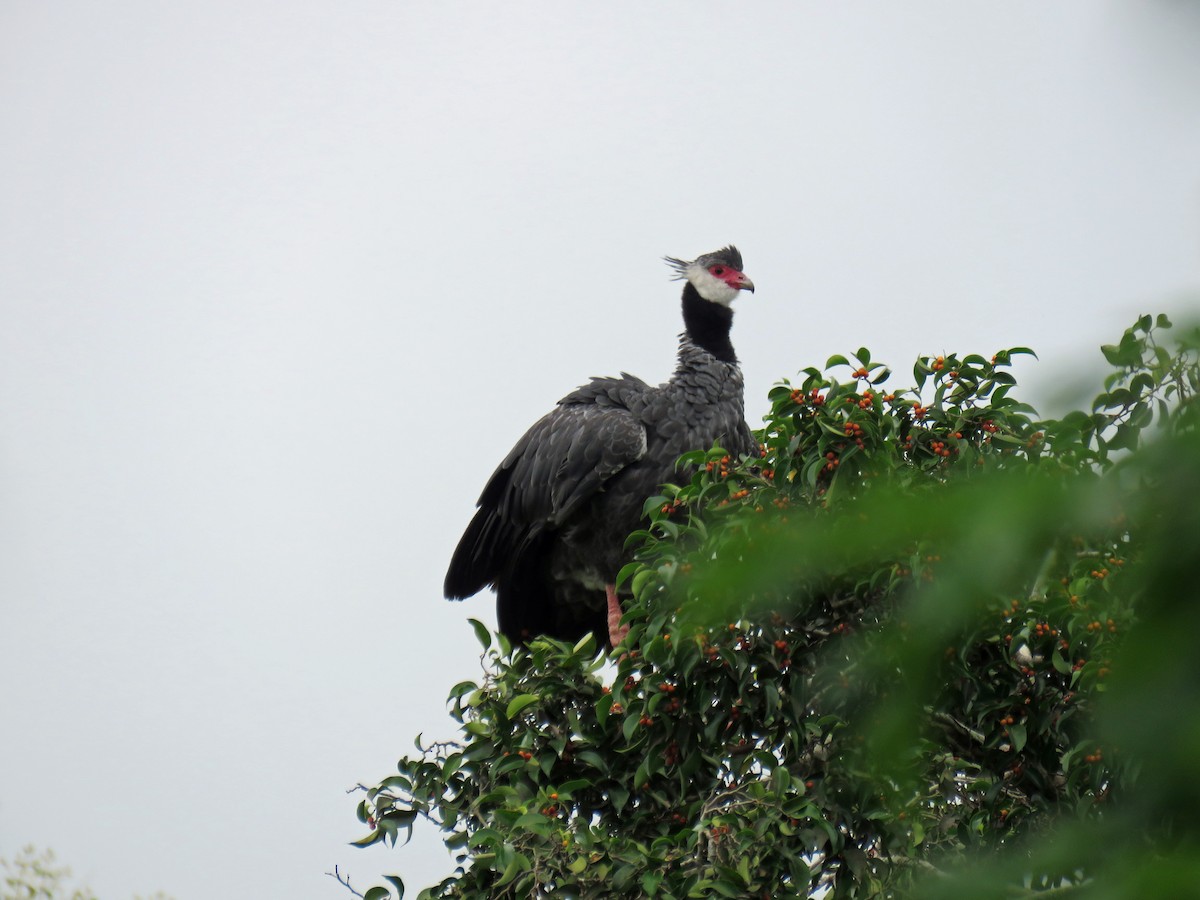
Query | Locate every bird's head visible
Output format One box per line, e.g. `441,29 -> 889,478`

664,245 -> 754,307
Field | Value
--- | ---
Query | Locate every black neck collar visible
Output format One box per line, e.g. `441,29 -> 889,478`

681,283 -> 737,363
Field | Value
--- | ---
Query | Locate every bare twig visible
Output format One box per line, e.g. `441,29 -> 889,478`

930,708 -> 987,744
883,853 -> 942,874
326,865 -> 367,898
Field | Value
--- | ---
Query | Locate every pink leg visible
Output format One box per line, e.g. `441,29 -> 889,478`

606,584 -> 629,650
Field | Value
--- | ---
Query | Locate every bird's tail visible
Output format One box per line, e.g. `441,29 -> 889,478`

443,506 -> 504,600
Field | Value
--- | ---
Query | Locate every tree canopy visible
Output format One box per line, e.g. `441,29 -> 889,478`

348,314 -> 1199,899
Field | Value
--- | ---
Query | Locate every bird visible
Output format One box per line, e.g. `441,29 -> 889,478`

443,246 -> 757,649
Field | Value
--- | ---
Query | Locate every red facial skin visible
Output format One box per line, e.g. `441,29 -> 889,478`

708,264 -> 755,293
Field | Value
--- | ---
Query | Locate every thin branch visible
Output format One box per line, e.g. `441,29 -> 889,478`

930,708 -> 987,744
883,853 -> 942,874
325,865 -> 367,898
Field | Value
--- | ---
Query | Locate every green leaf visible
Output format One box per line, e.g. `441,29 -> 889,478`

613,863 -> 638,890
468,618 -> 492,651
577,750 -> 609,774
494,851 -> 532,887
505,694 -> 540,719
645,634 -> 670,665
468,827 -> 502,848
609,784 -> 630,812
709,878 -> 743,897
633,756 -> 652,790
596,691 -> 614,726
642,870 -> 664,895
825,353 -> 850,369
1107,423 -> 1139,451
1052,648 -> 1072,675
631,567 -> 656,600
737,855 -> 751,884
914,361 -> 929,391
378,774 -> 411,792
619,564 -> 648,592
1009,722 -> 1027,753
364,887 -> 391,900
496,631 -> 513,657
1129,402 -> 1153,429
513,810 -> 550,830
622,711 -> 643,742
383,875 -> 405,898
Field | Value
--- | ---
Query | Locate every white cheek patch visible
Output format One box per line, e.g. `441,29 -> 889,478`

686,264 -> 739,307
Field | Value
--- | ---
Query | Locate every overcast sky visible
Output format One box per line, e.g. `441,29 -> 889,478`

2,2 -> 1198,898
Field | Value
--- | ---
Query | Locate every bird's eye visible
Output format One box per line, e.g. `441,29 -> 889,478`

712,266 -> 725,276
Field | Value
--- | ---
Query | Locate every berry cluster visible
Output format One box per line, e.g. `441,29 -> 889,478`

705,455 -> 732,477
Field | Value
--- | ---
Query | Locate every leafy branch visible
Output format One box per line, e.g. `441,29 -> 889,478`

348,315 -> 1199,899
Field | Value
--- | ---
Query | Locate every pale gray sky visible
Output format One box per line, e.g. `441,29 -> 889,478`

1,2 -> 1198,898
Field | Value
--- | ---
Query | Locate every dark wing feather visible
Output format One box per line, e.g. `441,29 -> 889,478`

735,418 -> 759,459
443,398 -> 647,601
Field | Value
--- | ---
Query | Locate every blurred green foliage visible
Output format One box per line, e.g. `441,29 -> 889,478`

351,315 -> 1199,899
0,846 -> 171,900
0,847 -> 96,900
